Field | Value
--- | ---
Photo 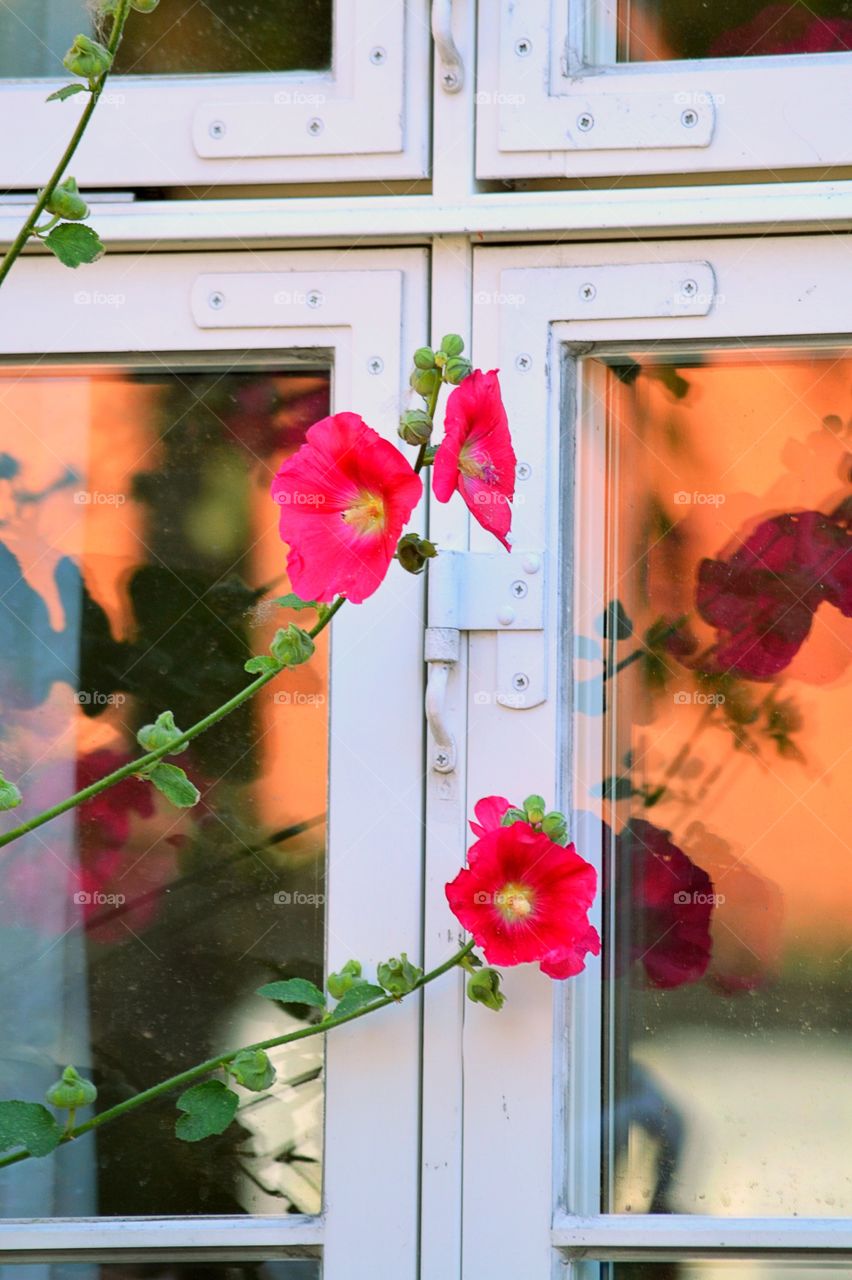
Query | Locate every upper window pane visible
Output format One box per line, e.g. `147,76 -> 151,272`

0,0 -> 332,77
575,348 -> 852,1217
617,0 -> 852,61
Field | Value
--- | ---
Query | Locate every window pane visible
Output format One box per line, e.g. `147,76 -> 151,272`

0,0 -> 332,77
0,1265 -> 319,1280
575,349 -> 852,1216
604,1265 -> 849,1278
616,0 -> 852,60
0,361 -> 330,1217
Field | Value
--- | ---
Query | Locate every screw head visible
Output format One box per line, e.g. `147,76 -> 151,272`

514,37 -> 532,56
681,108 -> 698,128
306,289 -> 324,308
208,291 -> 225,310
307,117 -> 324,136
680,278 -> 698,298
442,69 -> 460,90
369,46 -> 386,64
434,750 -> 451,769
367,356 -> 384,375
577,112 -> 594,132
208,119 -> 226,140
510,580 -> 528,600
497,606 -> 516,626
515,353 -> 532,372
511,672 -> 530,692
579,282 -> 597,301
516,461 -> 532,481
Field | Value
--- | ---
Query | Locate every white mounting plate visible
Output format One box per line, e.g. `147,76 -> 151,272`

500,262 -> 717,320
503,91 -> 715,153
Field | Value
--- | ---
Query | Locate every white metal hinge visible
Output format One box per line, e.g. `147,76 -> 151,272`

425,551 -> 546,774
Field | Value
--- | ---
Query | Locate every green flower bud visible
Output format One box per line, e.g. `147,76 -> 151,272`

398,409 -> 433,447
444,357 -> 472,385
439,333 -> 464,358
413,347 -> 436,371
541,811 -> 569,845
0,771 -> 22,812
327,959 -> 363,1001
270,624 -> 315,668
500,807 -> 526,827
522,794 -> 547,825
62,34 -> 112,81
396,533 -> 438,576
46,1065 -> 97,1110
466,967 -> 505,1012
410,367 -> 440,397
130,0 -> 160,10
377,952 -> 423,999
227,1048 -> 276,1092
45,176 -> 88,222
137,709 -> 187,755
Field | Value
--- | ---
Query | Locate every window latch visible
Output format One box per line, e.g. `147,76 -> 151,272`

432,0 -> 464,93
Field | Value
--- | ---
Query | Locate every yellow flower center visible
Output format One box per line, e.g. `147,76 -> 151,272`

459,442 -> 498,485
341,490 -> 387,537
495,881 -> 535,922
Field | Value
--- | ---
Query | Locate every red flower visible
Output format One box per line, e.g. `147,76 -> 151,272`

469,794 -> 511,838
616,820 -> 714,989
446,820 -> 600,979
697,510 -> 852,679
433,370 -> 516,550
77,748 -> 155,846
711,4 -> 852,56
271,413 -> 422,604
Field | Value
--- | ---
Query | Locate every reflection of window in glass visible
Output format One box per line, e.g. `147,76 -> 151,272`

574,350 -> 852,1217
0,361 -> 330,1218
0,0 -> 332,77
617,0 -> 852,61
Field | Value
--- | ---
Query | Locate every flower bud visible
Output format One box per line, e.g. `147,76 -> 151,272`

227,1048 -> 276,1092
522,794 -> 547,825
63,34 -> 112,80
466,967 -> 505,1012
377,952 -> 423,998
443,357 -> 472,385
410,367 -> 440,397
413,347 -> 436,371
439,334 -> 464,358
398,409 -> 433,446
0,771 -> 22,812
45,176 -> 88,222
270,623 -> 315,668
46,1065 -> 97,1110
541,811 -> 569,845
137,709 -> 187,755
327,959 -> 363,1001
500,807 -> 526,827
396,532 -> 438,576
130,0 -> 160,10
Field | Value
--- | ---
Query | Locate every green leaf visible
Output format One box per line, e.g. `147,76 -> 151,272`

43,223 -> 104,269
331,983 -> 386,1020
257,978 -> 326,1009
146,762 -> 200,808
46,83 -> 88,102
274,593 -> 320,611
593,775 -> 634,801
174,1081 -> 239,1143
244,654 -> 280,675
226,1049 -> 276,1092
602,600 -> 633,641
0,771 -> 22,811
0,1101 -> 63,1157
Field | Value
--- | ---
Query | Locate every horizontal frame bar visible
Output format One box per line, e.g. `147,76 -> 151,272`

0,1216 -> 322,1262
553,1215 -> 852,1259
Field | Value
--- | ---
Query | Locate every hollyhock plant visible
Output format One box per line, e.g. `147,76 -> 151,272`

432,370 -> 516,550
271,412 -> 423,604
697,509 -> 852,679
446,803 -> 600,980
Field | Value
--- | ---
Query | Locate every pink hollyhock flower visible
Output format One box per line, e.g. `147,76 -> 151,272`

469,794 -> 512,838
697,510 -> 852,679
432,370 -> 516,550
77,748 -> 155,845
711,4 -> 852,56
271,413 -> 422,604
616,820 -> 714,990
445,820 -> 600,979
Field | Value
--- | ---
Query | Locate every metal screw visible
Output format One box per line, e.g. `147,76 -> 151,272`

369,46 -> 386,65
516,461 -> 532,481
515,353 -> 532,372
577,112 -> 594,132
497,606 -> 516,626
307,117 -> 324,136
681,108 -> 698,128
434,749 -> 451,770
514,37 -> 532,56
511,673 -> 530,692
510,580 -> 528,600
681,279 -> 698,298
367,356 -> 384,375
306,290 -> 324,309
208,291 -> 225,310
208,120 -> 226,140
442,69 -> 460,90
579,282 -> 597,302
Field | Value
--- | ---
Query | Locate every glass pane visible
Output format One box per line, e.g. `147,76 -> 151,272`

574,349 -> 852,1216
603,1265 -> 850,1278
0,360 -> 331,1217
0,1265 -> 319,1280
0,0 -> 332,77
617,0 -> 852,60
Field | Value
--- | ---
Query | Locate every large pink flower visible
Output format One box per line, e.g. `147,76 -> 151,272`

446,820 -> 600,980
711,4 -> 852,56
468,794 -> 512,838
697,510 -> 852,679
271,413 -> 422,604
432,370 -> 516,550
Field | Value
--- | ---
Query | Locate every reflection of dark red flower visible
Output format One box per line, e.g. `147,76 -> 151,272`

77,748 -> 155,846
224,380 -> 330,460
697,510 -> 852,679
711,4 -> 852,56
617,819 -> 714,989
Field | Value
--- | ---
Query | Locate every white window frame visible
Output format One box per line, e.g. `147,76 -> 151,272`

0,246 -> 429,1280
476,0 -> 852,180
457,234 -> 852,1277
0,0 -> 430,189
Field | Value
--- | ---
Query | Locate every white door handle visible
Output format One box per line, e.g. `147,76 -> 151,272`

432,0 -> 464,92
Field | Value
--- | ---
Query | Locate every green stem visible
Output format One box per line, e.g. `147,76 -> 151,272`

0,0 -> 134,291
413,370 -> 446,473
0,595 -> 346,850
0,939 -> 475,1171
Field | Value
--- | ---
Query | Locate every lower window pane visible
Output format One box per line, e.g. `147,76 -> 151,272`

576,348 -> 852,1216
616,0 -> 852,61
603,1265 -> 848,1278
0,361 -> 330,1217
0,1265 -> 319,1280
